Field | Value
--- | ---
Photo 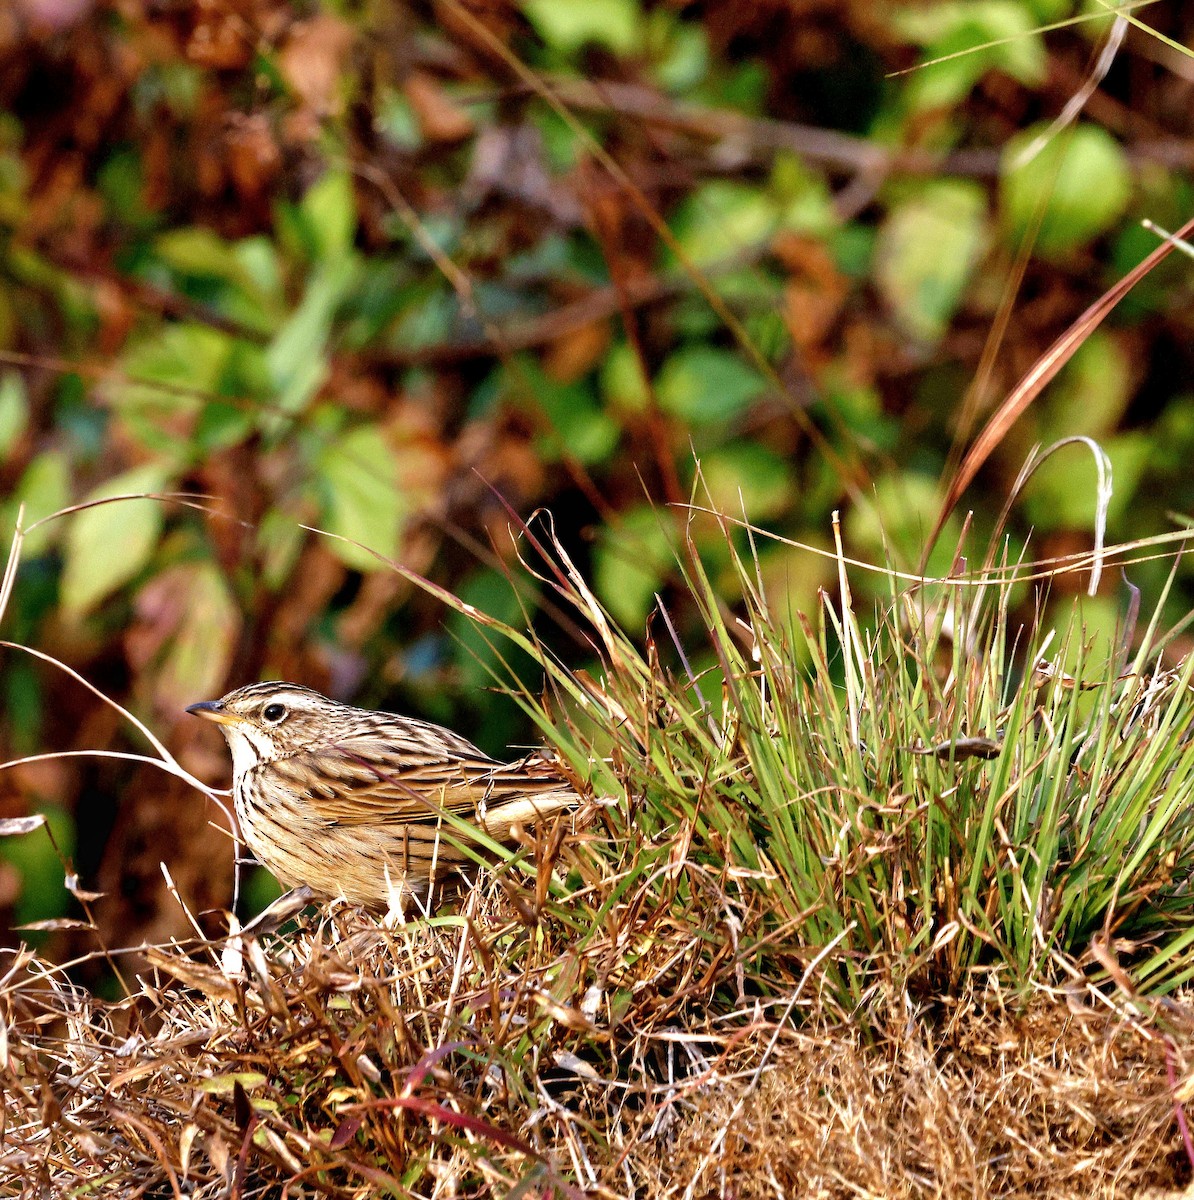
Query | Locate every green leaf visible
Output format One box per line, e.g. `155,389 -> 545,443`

243,867 -> 284,915
60,465 -> 170,618
546,404 -> 619,465
112,324 -> 235,457
389,283 -> 455,352
600,342 -> 650,415
338,260 -> 421,349
844,472 -> 961,572
316,425 -> 407,571
896,2 -> 1046,111
97,147 -> 151,228
448,568 -> 534,690
1023,433 -> 1150,530
147,561 -> 240,711
656,347 -> 766,424
154,226 -> 246,281
1000,124 -> 1131,259
1040,331 -> 1132,440
265,255 -> 361,421
823,369 -> 899,450
670,180 -> 779,268
233,235 -> 283,299
7,451 -> 71,556
700,443 -> 794,521
256,507 -> 308,591
875,180 -> 988,344
508,358 -> 619,465
756,542 -> 836,639
593,506 -> 675,630
0,370 -> 28,455
300,170 -> 357,262
522,0 -> 641,56
651,16 -> 708,93
376,89 -> 423,151
1055,595 -> 1122,678
771,154 -> 836,240
1154,397 -> 1194,474
152,228 -> 284,333
194,398 -> 256,454
536,397 -> 619,466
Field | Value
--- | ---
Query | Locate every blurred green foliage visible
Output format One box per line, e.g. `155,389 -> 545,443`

1001,124 -> 1132,258
0,0 -> 1191,936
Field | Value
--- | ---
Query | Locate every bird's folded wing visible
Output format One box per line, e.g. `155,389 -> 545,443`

270,737 -> 576,831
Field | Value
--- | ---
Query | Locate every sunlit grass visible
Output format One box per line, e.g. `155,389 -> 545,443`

443,499 -> 1194,1022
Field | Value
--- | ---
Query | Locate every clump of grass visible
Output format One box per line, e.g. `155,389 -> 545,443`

3,497 -> 1194,1195
475,504 -> 1194,1015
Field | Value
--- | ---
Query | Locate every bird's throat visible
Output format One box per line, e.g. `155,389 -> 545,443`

225,727 -> 278,780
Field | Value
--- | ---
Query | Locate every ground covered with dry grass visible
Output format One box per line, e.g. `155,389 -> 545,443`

3,888 -> 1193,1198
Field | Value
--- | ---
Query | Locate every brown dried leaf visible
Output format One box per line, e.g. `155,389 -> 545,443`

65,874 -> 105,902
225,114 -> 282,200
329,1115 -> 362,1149
178,1123 -> 200,1177
279,12 -> 354,118
16,918 -> 94,932
0,815 -> 46,835
405,71 -> 474,143
543,319 -> 611,384
776,233 -> 847,356
904,737 -> 1002,761
185,0 -> 254,70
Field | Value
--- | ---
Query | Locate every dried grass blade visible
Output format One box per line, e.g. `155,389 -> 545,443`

932,212 -> 1194,550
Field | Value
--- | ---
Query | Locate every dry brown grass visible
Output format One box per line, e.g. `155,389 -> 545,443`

3,873 -> 1192,1199
650,1002 -> 1187,1199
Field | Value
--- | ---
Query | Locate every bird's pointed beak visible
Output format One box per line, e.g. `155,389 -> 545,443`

185,699 -> 242,727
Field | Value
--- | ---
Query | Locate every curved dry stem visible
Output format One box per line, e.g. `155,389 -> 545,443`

0,750 -> 233,825
1,642 -> 178,762
992,435 -> 1113,595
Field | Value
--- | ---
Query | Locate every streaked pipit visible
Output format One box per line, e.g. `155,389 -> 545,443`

187,682 -> 579,907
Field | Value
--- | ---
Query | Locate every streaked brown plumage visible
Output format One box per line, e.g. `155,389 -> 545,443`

186,682 -> 579,907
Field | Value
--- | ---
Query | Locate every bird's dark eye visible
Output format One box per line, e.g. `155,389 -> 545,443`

262,702 -> 287,723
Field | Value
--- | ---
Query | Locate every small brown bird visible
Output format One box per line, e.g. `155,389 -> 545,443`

186,682 -> 579,908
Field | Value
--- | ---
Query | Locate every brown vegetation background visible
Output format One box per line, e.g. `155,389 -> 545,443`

0,0 -> 1192,957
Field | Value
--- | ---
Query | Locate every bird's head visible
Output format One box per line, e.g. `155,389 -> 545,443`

186,682 -> 348,774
